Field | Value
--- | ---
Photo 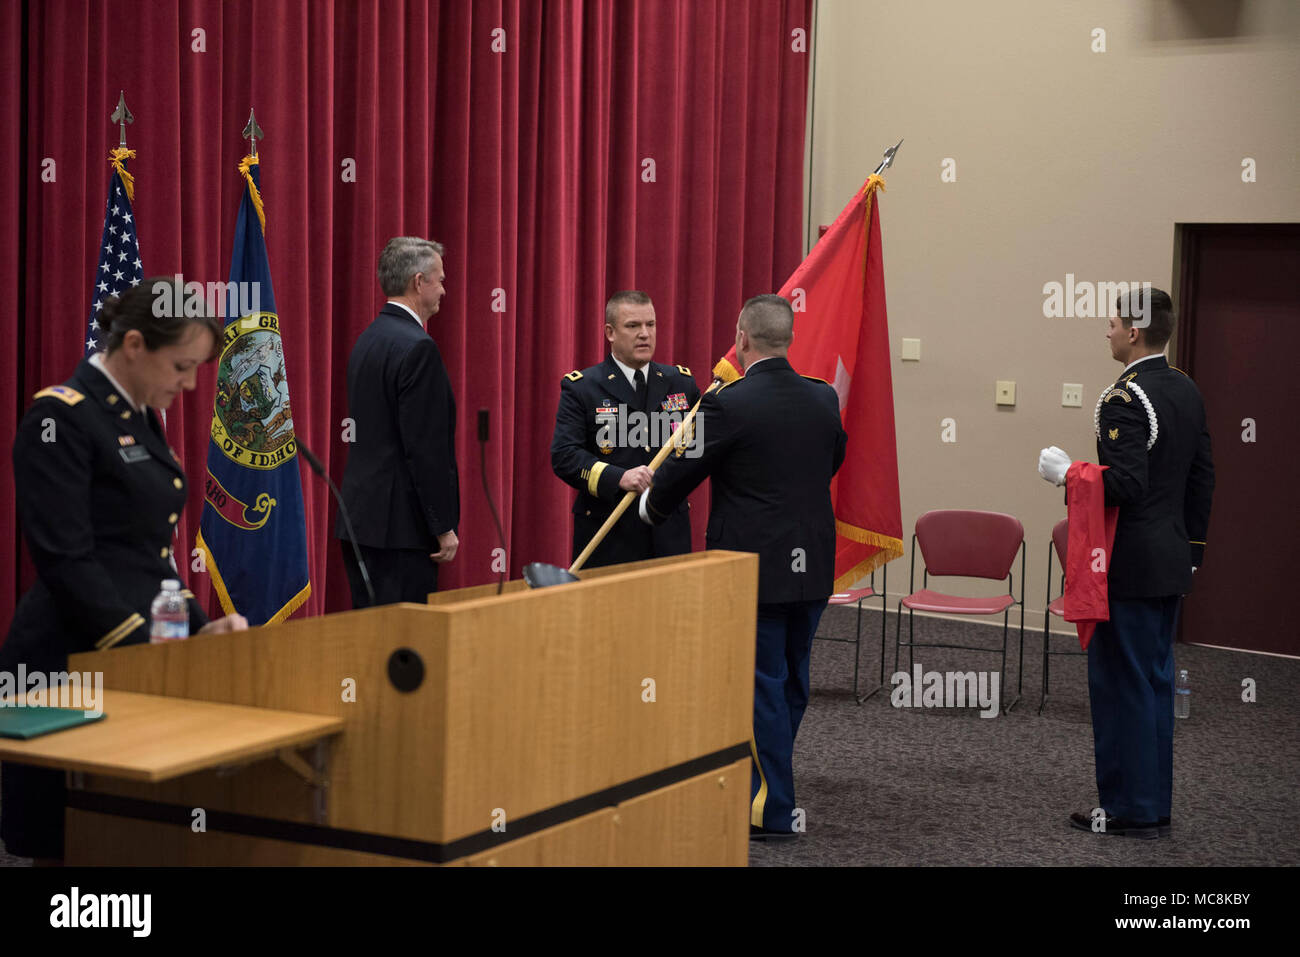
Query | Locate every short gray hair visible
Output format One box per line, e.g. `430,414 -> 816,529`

739,294 -> 793,352
605,290 -> 653,328
378,237 -> 445,296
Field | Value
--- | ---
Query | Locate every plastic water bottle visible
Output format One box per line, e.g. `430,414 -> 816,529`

150,579 -> 189,643
1174,669 -> 1190,719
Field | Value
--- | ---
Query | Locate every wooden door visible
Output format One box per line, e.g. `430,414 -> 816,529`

1176,224 -> 1300,655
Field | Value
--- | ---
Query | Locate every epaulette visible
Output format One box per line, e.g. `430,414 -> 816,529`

802,375 -> 829,385
1169,364 -> 1189,377
32,385 -> 84,406
563,369 -> 583,382
676,364 -> 692,377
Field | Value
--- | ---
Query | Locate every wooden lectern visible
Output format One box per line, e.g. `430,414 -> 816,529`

0,551 -> 757,865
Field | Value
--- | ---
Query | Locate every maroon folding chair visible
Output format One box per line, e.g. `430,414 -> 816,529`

1040,518 -> 1085,713
895,509 -> 1026,713
817,564 -> 887,704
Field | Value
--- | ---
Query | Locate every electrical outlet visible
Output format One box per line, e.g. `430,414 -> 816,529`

995,380 -> 1016,406
1062,383 -> 1083,407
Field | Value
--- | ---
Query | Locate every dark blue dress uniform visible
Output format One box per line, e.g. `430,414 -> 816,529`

644,357 -> 847,833
1090,354 -> 1214,827
0,358 -> 209,858
550,355 -> 699,568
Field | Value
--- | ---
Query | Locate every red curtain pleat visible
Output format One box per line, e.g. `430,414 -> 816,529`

0,0 -> 23,632
1,0 -> 810,629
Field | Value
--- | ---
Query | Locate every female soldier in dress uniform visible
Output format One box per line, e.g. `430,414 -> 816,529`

0,279 -> 249,863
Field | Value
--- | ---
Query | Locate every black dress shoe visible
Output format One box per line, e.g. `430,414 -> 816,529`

749,825 -> 798,842
1069,810 -> 1159,839
1158,817 -> 1172,838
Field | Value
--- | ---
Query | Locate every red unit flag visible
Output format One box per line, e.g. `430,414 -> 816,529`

715,175 -> 903,588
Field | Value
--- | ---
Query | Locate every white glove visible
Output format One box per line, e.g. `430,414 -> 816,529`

1037,446 -> 1072,486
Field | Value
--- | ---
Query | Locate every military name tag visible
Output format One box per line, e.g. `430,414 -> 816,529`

118,445 -> 151,464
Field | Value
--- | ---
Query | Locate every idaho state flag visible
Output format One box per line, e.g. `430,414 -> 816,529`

715,175 -> 903,588
197,155 -> 310,625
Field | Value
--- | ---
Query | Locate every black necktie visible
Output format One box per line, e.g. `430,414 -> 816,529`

634,368 -> 647,411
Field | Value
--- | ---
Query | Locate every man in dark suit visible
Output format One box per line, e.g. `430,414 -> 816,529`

336,237 -> 460,607
1038,286 -> 1214,839
550,290 -> 699,568
641,294 -> 847,840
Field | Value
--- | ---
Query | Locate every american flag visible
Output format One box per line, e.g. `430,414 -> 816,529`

85,160 -> 143,355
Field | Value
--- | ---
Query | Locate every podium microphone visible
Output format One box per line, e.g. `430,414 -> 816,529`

478,409 -> 507,595
299,442 -> 376,608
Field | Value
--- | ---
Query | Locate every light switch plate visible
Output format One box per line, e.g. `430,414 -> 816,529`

995,380 -> 1016,406
901,338 -> 921,361
1062,383 -> 1083,407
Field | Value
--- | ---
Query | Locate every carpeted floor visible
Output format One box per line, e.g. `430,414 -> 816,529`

749,606 -> 1300,866
3,605 -> 1295,867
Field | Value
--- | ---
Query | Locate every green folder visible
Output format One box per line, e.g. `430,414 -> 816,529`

0,706 -> 105,740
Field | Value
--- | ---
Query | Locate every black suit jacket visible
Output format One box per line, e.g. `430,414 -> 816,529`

646,357 -> 847,603
551,356 -> 699,567
336,304 -> 459,550
1095,355 -> 1214,599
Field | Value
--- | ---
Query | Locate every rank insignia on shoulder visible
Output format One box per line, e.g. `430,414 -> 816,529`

1103,387 -> 1132,404
1108,428 -> 1119,440
1123,372 -> 1138,382
676,365 -> 692,376
564,370 -> 583,382
33,385 -> 84,406
117,435 -> 136,447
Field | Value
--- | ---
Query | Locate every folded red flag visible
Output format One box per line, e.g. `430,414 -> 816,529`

1064,461 -> 1118,650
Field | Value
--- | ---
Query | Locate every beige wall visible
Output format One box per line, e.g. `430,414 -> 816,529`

809,0 -> 1300,629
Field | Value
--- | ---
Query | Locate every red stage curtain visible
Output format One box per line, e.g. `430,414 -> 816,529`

1,1 -> 22,631
1,0 -> 810,628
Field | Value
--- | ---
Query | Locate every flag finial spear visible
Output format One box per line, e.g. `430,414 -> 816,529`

873,139 -> 903,176
242,108 -> 265,158
110,91 -> 134,148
